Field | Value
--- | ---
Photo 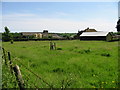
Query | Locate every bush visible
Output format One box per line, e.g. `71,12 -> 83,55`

84,49 -> 91,53
101,53 -> 111,57
10,40 -> 14,44
52,68 -> 64,73
78,49 -> 91,54
57,48 -> 62,50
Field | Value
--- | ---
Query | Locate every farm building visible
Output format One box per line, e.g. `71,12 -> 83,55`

84,27 -> 97,32
21,32 -> 43,38
80,32 -> 113,41
21,30 -> 63,39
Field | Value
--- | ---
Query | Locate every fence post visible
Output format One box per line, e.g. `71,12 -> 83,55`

13,65 -> 25,89
50,42 -> 53,50
8,52 -> 13,73
54,43 -> 56,50
50,42 -> 56,50
2,48 -> 7,65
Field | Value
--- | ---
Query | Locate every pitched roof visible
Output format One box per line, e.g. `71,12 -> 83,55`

21,32 -> 42,35
80,32 -> 109,37
85,29 -> 97,32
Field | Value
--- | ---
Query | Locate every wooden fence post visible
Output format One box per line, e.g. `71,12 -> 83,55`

13,65 -> 25,89
50,42 -> 56,50
2,48 -> 7,65
54,43 -> 56,50
8,52 -> 13,73
50,42 -> 53,50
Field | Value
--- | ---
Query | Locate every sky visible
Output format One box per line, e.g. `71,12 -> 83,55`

2,1 -> 118,33
118,1 -> 120,17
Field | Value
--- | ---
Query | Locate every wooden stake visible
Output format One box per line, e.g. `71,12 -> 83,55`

13,65 -> 25,89
54,43 -> 56,50
8,52 -> 13,73
2,48 -> 7,65
50,42 -> 56,50
50,42 -> 53,50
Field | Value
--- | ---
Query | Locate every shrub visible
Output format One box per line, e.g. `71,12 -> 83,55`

10,40 -> 14,44
30,64 -> 37,68
84,49 -> 91,53
78,48 -> 91,54
101,53 -> 111,57
52,68 -> 64,73
57,48 -> 62,50
42,61 -> 49,65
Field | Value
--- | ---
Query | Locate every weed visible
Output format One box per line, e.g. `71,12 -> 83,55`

42,61 -> 49,65
84,49 -> 91,54
77,48 -> 91,54
19,55 -> 26,59
101,53 -> 111,57
30,63 -> 37,68
57,48 -> 62,50
69,49 -> 73,51
74,46 -> 78,49
22,46 -> 26,48
52,68 -> 64,73
78,51 -> 84,54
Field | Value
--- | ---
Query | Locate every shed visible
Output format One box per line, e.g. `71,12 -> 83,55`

80,32 -> 113,41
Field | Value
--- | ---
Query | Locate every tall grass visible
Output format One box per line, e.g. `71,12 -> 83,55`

2,40 -> 118,88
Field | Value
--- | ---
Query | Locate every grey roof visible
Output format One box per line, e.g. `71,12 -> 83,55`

21,32 -> 42,35
80,31 -> 109,37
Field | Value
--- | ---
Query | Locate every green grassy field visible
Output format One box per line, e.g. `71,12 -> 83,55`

2,40 -> 118,88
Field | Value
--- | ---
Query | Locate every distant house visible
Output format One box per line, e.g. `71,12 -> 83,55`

21,32 -> 43,38
51,33 -> 63,39
80,32 -> 113,41
42,30 -> 49,38
21,30 -> 63,39
34,33 -> 43,38
113,35 -> 120,40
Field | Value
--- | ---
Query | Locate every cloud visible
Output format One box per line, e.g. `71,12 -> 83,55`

55,12 -> 70,16
2,13 -> 117,33
2,0 -> 119,2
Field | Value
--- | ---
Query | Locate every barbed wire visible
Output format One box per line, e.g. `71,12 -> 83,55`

2,47 -> 53,88
14,58 -> 53,88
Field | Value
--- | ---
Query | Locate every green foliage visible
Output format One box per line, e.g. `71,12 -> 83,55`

48,35 -> 52,39
77,49 -> 91,54
3,27 -> 11,41
101,53 -> 111,57
58,33 -> 76,39
57,48 -> 62,50
2,40 -> 118,88
113,32 -> 120,35
10,40 -> 14,44
28,35 -> 35,39
52,68 -> 64,73
2,62 -> 18,88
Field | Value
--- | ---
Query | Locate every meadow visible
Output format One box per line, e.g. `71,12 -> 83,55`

2,40 -> 118,88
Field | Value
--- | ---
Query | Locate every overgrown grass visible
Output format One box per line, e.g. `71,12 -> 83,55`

2,40 -> 118,88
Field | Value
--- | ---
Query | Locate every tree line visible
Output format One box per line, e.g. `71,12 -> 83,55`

2,27 -> 77,42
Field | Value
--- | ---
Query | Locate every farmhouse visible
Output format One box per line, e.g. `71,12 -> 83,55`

21,30 -> 63,39
80,31 -> 113,41
21,32 -> 43,38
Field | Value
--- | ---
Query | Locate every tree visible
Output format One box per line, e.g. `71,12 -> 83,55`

117,19 -> 120,32
3,26 -> 11,41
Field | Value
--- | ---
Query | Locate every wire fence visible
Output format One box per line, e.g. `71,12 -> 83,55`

2,47 -> 53,89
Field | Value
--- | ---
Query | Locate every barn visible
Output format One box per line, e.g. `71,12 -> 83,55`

80,32 -> 113,41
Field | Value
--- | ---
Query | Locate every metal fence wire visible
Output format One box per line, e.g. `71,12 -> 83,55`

2,48 -> 53,88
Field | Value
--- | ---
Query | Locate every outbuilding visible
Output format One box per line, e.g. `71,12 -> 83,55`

80,32 -> 113,41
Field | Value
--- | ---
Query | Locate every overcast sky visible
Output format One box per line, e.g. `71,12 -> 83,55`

2,1 -> 118,33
